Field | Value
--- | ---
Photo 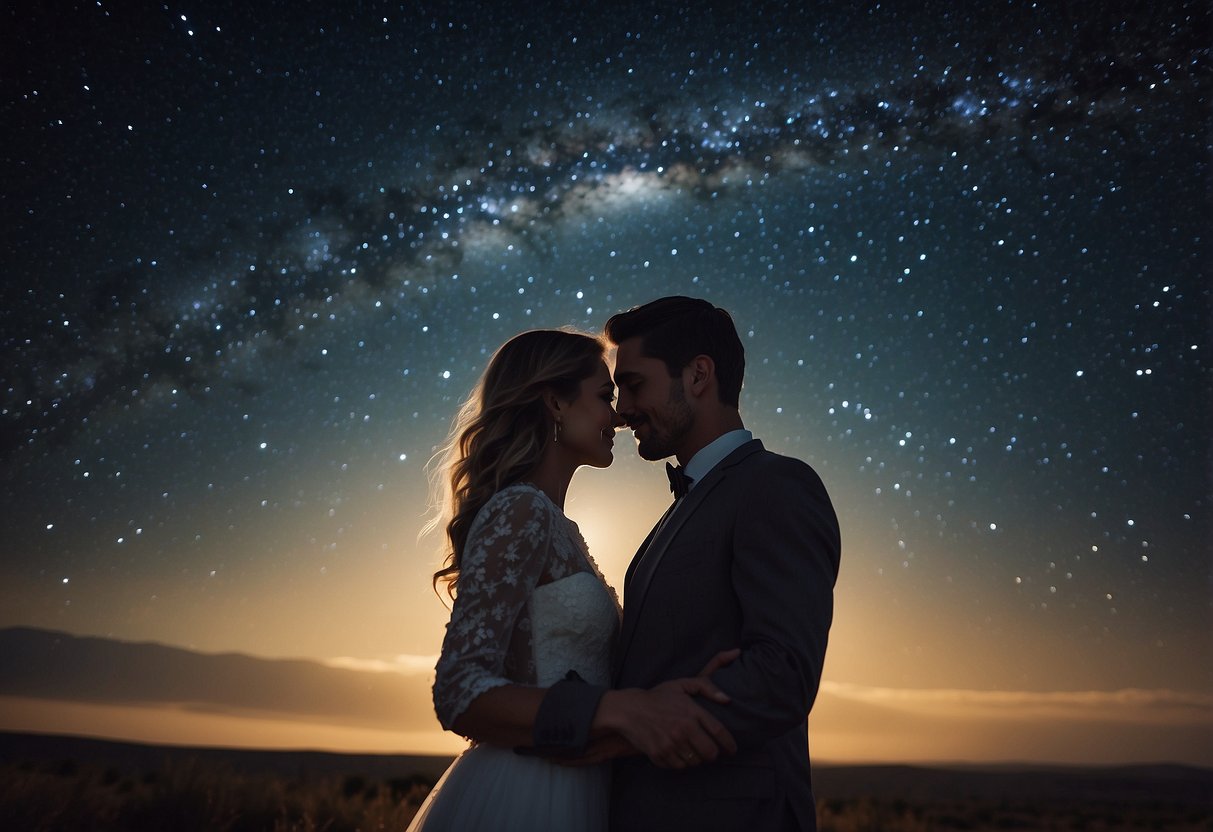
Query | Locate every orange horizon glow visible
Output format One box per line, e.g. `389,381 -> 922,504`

3,442 -> 1209,770
3,675 -> 1210,768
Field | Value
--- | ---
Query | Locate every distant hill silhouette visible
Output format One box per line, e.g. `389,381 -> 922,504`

0,731 -> 1209,810
811,761 -> 1213,806
0,730 -> 454,782
0,627 -> 433,729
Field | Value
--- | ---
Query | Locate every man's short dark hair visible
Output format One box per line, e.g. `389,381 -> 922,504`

605,296 -> 745,407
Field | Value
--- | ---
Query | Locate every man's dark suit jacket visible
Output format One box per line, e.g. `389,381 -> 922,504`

534,439 -> 841,831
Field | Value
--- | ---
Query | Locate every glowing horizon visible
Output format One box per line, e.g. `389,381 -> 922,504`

3,678 -> 1209,767
2,623 -> 1209,767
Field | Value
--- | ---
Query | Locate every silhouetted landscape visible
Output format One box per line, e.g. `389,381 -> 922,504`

0,627 -> 433,730
2,732 -> 1209,831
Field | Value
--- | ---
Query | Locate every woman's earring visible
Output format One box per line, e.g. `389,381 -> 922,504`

553,420 -> 563,444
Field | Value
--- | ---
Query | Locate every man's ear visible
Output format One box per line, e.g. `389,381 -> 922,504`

685,355 -> 715,398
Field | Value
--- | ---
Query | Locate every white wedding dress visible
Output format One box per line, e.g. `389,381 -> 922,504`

407,484 -> 620,832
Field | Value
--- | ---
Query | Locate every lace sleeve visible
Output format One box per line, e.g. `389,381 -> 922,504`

432,486 -> 554,733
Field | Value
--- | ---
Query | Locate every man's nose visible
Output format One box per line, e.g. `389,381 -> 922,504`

615,388 -> 634,416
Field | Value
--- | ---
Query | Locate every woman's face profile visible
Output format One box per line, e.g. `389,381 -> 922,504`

556,360 -> 623,469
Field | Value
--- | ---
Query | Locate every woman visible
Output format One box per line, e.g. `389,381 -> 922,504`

407,329 -> 620,831
408,329 -> 728,831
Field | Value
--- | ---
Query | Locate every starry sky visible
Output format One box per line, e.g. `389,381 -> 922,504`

2,1 -> 1210,764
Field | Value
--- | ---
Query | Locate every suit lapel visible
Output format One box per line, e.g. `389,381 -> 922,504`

623,507 -> 667,594
614,440 -> 764,680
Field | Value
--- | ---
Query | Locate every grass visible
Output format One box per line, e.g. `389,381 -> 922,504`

816,796 -> 1213,831
2,754 -> 1210,831
0,757 -> 431,832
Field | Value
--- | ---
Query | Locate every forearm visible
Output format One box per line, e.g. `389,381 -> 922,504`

559,733 -> 639,766
696,577 -> 832,749
532,679 -> 735,766
590,688 -> 643,737
706,462 -> 839,749
696,640 -> 822,748
589,683 -> 737,767
522,680 -> 648,751
450,684 -> 547,747
449,677 -> 612,752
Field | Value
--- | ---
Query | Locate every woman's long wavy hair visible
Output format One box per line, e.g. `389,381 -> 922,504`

425,329 -> 605,598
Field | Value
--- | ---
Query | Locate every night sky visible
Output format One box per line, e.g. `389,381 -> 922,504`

2,1 -> 1210,762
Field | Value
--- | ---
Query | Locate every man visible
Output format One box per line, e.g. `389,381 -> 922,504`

534,296 -> 841,831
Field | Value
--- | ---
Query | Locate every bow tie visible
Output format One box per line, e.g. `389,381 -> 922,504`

665,462 -> 694,499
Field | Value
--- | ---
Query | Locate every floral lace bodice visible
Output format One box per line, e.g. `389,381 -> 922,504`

432,483 -> 621,735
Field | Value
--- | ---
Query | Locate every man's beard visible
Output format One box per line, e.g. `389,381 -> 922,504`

635,379 -> 694,461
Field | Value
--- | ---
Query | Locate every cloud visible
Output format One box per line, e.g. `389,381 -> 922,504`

0,695 -> 464,756
0,627 -> 435,730
819,681 -> 1213,725
4,628 -> 1209,764
323,654 -> 439,676
810,683 -> 1213,765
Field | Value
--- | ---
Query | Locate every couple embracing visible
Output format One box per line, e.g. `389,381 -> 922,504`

409,297 -> 841,831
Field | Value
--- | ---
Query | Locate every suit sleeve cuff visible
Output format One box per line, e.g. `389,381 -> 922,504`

518,671 -> 608,757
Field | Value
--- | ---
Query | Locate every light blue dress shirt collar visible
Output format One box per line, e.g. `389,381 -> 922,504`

683,429 -> 754,490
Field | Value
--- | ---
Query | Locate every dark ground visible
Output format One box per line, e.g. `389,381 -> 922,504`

2,731 -> 1211,831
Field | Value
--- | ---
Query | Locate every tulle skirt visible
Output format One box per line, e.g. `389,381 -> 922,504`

406,743 -> 609,832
